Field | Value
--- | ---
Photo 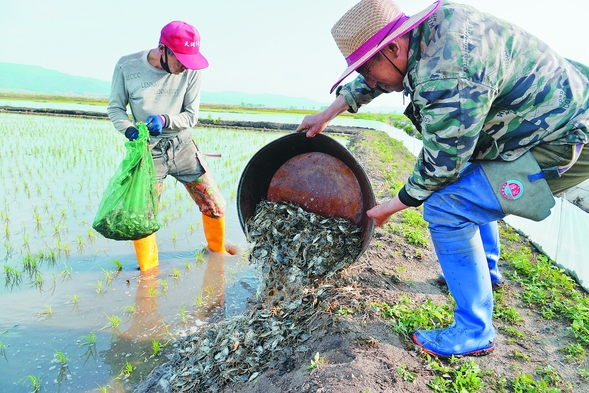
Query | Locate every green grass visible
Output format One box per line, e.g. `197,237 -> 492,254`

501,229 -> 589,346
426,357 -> 485,392
351,130 -> 414,178
396,364 -> 418,383
307,352 -> 325,371
373,294 -> 453,339
388,208 -> 429,247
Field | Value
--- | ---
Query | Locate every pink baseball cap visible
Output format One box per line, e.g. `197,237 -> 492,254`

160,21 -> 209,70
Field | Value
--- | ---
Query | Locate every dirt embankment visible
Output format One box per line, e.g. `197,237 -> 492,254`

0,106 -> 363,136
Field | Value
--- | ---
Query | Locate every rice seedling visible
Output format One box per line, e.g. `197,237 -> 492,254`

148,285 -> 158,298
53,349 -> 69,365
151,339 -> 161,357
194,293 -> 203,308
87,227 -> 97,241
100,267 -> 114,286
36,305 -> 53,320
122,303 -> 136,316
95,279 -> 103,295
22,181 -> 30,197
37,248 -> 57,266
76,235 -> 84,252
158,278 -> 168,293
30,271 -> 43,290
159,321 -> 175,341
34,210 -> 42,230
117,360 -> 134,380
3,241 -> 13,257
0,340 -> 7,361
112,259 -> 123,271
19,375 -> 41,393
53,222 -> 62,239
94,383 -> 111,393
77,331 -> 97,348
179,303 -> 187,324
22,252 -> 38,276
4,264 -> 23,288
58,263 -> 72,281
172,267 -> 181,279
195,250 -> 205,265
101,314 -> 121,331
22,233 -> 30,252
61,243 -> 71,258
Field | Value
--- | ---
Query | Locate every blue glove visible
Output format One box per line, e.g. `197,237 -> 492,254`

125,126 -> 139,141
146,115 -> 165,136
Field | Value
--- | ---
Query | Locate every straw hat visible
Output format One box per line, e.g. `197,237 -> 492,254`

330,0 -> 441,93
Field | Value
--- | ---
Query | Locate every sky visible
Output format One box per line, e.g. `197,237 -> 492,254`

2,0 -> 589,108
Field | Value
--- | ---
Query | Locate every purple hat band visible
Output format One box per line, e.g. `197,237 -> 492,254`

345,14 -> 409,66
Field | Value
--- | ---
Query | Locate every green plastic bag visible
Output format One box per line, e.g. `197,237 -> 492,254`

92,123 -> 161,240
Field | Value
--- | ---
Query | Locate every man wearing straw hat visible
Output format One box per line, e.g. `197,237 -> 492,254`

296,0 -> 589,357
108,21 -> 236,272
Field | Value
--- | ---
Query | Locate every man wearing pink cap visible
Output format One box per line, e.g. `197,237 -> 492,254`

297,0 -> 589,358
107,21 -> 235,272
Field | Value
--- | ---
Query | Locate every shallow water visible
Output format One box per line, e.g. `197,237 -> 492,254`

0,113 -> 307,392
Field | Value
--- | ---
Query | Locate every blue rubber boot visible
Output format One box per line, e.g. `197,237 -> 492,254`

415,163 -> 502,357
480,221 -> 503,286
438,221 -> 503,289
413,228 -> 496,357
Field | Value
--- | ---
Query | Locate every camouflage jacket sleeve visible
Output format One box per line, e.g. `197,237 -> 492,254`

335,76 -> 391,113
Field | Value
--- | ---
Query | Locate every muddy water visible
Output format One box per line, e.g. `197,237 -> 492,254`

0,113 -> 305,392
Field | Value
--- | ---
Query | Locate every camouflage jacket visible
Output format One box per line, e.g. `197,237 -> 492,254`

337,0 -> 589,206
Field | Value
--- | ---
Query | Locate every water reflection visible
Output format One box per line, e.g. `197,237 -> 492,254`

196,252 -> 226,322
99,251 -> 228,390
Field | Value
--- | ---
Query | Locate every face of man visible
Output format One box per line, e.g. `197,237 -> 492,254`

159,45 -> 187,74
357,43 -> 407,92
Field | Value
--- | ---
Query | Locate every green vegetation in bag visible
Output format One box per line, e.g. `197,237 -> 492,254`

92,123 -> 161,240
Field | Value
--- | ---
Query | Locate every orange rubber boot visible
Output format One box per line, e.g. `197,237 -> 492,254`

202,214 -> 226,253
133,232 -> 159,271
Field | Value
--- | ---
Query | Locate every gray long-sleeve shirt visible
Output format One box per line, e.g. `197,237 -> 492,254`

107,49 -> 202,141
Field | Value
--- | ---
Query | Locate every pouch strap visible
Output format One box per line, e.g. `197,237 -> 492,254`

528,143 -> 584,182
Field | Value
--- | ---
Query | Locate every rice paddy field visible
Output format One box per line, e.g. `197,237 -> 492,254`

0,112 -> 292,392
